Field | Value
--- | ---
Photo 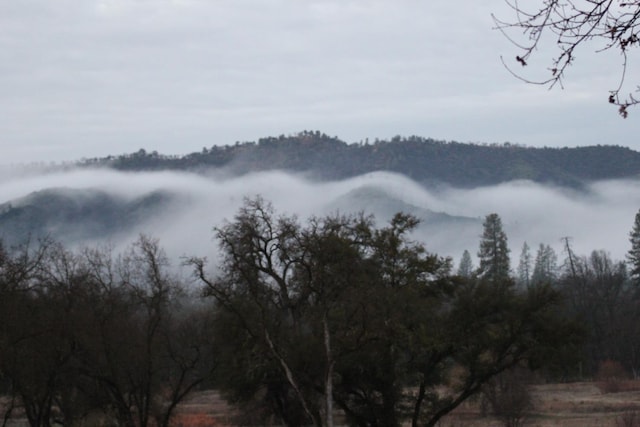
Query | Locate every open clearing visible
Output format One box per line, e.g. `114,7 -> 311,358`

4,381 -> 640,426
171,381 -> 640,426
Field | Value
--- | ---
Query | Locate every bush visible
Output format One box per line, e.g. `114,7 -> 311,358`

617,410 -> 640,427
481,368 -> 533,427
596,360 -> 629,394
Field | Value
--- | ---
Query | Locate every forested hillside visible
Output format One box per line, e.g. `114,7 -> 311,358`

78,131 -> 640,187
0,188 -> 177,246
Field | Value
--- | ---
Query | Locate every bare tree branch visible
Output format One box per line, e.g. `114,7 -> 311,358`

494,0 -> 640,116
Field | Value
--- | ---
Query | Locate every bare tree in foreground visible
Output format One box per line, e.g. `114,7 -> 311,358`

494,0 -> 640,117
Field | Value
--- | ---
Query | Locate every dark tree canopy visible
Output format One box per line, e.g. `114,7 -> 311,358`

189,198 -> 577,427
494,0 -> 640,116
0,236 -> 215,427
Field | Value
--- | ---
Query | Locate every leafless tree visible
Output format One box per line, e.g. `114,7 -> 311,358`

494,0 -> 640,117
0,236 -> 213,427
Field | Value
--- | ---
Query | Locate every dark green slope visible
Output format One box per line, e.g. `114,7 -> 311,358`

327,185 -> 476,227
78,132 -> 640,187
0,188 -> 175,246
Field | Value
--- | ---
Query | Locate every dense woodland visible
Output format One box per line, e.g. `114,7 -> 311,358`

2,196 -> 640,427
3,133 -> 640,426
76,131 -> 640,187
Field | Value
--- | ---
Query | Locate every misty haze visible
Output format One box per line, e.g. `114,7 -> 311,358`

0,162 -> 640,269
0,165 -> 637,266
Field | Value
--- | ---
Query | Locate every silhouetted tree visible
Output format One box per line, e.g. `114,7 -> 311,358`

189,197 -> 327,426
532,244 -> 558,286
628,209 -> 640,285
80,236 -> 213,427
478,213 -> 511,283
559,247 -> 635,376
458,249 -> 474,277
517,242 -> 532,288
0,237 -> 213,427
0,238 -> 64,427
191,198 -> 577,427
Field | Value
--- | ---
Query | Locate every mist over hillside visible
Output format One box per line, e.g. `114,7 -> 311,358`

0,167 -> 637,269
0,187 -> 178,246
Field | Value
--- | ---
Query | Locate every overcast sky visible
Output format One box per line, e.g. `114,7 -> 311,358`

1,0 -> 639,164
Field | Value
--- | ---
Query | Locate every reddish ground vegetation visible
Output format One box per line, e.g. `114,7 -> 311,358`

172,382 -> 640,427
170,413 -> 218,427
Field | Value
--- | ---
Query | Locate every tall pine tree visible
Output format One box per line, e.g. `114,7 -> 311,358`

477,213 -> 511,283
628,209 -> 640,284
531,244 -> 558,286
457,249 -> 474,277
517,242 -> 532,288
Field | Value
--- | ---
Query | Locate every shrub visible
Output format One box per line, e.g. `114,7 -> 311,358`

596,360 -> 629,394
617,410 -> 640,427
481,368 -> 533,427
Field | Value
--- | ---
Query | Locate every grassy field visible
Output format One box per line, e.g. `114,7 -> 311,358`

171,381 -> 640,426
438,381 -> 640,426
4,381 -> 640,426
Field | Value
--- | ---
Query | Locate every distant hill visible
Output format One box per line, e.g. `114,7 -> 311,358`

4,131 -> 640,254
327,185 -> 472,227
0,177 -> 480,254
0,188 -> 177,247
78,131 -> 640,187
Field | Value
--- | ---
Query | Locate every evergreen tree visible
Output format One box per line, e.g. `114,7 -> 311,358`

628,209 -> 640,284
517,242 -> 532,288
477,213 -> 511,283
457,249 -> 474,277
532,244 -> 558,286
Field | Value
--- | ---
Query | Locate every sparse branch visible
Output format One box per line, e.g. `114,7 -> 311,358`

494,0 -> 640,116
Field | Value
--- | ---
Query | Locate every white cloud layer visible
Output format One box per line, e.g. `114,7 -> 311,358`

0,0 -> 638,163
0,168 -> 636,271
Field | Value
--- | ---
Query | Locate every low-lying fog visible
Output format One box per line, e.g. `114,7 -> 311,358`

0,167 -> 638,270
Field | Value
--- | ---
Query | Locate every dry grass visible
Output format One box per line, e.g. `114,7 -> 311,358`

170,390 -> 237,427
439,381 -> 640,427
4,382 -> 640,426
177,382 -> 640,426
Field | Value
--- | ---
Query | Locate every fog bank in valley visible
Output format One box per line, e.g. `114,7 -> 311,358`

0,167 -> 637,269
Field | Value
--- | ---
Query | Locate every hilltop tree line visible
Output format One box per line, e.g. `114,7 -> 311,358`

2,198 -> 640,426
77,131 -> 640,188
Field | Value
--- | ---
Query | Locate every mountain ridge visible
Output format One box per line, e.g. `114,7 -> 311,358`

75,131 -> 640,188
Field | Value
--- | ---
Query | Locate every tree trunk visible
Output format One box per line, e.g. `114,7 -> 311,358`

323,313 -> 334,427
411,378 -> 426,427
264,329 -> 319,426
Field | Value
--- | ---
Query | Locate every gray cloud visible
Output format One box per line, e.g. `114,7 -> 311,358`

0,0 -> 637,164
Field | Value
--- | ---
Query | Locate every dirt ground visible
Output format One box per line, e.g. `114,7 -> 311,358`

173,381 -> 640,426
3,381 -> 639,426
435,381 -> 640,426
